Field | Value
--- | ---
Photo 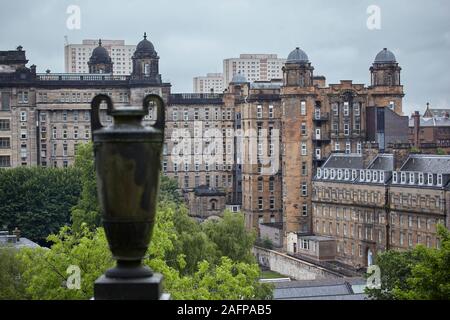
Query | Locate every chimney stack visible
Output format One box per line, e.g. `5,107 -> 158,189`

13,227 -> 21,242
412,111 -> 421,148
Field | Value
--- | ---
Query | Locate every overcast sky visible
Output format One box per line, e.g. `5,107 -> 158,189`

0,0 -> 449,115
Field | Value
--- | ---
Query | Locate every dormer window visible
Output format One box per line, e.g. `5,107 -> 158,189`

437,174 -> 443,186
330,169 -> 336,179
418,173 -> 424,185
373,171 -> 378,182
380,171 -> 385,183
324,169 -> 329,179
428,173 -> 433,186
359,170 -> 365,182
344,169 -> 350,180
409,172 -> 415,185
393,172 -> 398,184
352,170 -> 357,180
366,170 -> 372,182
317,168 -> 322,179
337,169 -> 343,180
401,172 -> 406,184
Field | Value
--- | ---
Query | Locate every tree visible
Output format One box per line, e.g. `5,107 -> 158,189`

202,211 -> 257,264
0,247 -> 28,300
0,167 -> 81,243
70,142 -> 101,232
18,202 -> 272,300
366,225 -> 450,300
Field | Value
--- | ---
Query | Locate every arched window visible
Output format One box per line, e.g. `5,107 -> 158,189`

210,199 -> 218,211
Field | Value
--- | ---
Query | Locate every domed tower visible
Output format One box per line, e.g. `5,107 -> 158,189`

131,32 -> 161,83
369,48 -> 404,113
283,47 -> 314,87
88,39 -> 113,74
370,48 -> 401,86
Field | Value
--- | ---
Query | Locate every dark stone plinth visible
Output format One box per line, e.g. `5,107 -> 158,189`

94,273 -> 167,300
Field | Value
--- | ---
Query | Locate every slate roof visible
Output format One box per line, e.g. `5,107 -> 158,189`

400,155 -> 450,174
273,278 -> 367,300
322,154 -> 364,169
374,48 -> 396,63
409,117 -> 450,127
368,154 -> 394,171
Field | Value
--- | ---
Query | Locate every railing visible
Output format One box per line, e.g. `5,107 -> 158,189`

37,73 -> 130,81
313,112 -> 329,121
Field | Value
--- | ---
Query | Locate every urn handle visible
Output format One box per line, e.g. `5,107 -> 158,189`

90,94 -> 114,138
143,94 -> 165,132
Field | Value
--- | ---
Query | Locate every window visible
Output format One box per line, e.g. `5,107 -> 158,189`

343,102 -> 349,116
437,174 -> 443,186
269,105 -> 274,118
344,123 -> 349,136
401,172 -> 406,184
1,92 -> 11,110
194,108 -> 199,120
357,142 -> 362,154
270,197 -> 275,210
409,172 -> 415,185
258,178 -> 263,192
20,129 -> 27,140
301,123 -> 306,135
0,119 -> 10,131
0,137 -> 10,149
0,155 -> 11,167
353,103 -> 360,116
172,108 -> 178,121
18,91 -> 28,104
63,144 -> 68,157
300,101 -> 307,116
332,103 -> 338,116
84,128 -> 90,139
302,162 -> 307,176
418,173 -> 424,185
302,204 -> 308,216
345,142 -> 351,154
301,183 -> 308,197
73,127 -> 79,139
334,143 -> 340,151
20,111 -> 27,122
352,170 -> 357,180
258,197 -> 263,211
183,109 -> 189,121
393,172 -> 398,184
63,129 -> 68,139
427,173 -> 433,186
257,105 -> 262,119
301,143 -> 307,156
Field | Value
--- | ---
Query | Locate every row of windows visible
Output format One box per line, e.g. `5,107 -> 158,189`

317,168 -> 385,183
393,171 -> 443,186
171,108 -> 233,121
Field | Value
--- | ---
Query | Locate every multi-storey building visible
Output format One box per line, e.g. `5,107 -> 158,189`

280,46 -> 406,238
0,35 -> 170,169
223,54 -> 286,87
410,108 -> 450,152
308,152 -> 450,268
193,73 -> 224,94
64,39 -> 136,75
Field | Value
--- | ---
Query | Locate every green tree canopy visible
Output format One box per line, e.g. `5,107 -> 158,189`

0,167 -> 81,243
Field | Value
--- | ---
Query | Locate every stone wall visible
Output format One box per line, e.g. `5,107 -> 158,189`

253,246 -> 341,280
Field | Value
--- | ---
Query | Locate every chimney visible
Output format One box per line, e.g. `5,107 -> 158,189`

13,227 -> 21,242
392,146 -> 410,170
412,111 -> 421,148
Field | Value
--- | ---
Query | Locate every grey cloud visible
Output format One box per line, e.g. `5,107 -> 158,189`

0,0 -> 448,115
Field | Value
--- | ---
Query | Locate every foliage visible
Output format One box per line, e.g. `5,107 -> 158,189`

0,248 -> 28,300
410,146 -> 421,154
436,148 -> 447,155
202,211 -> 257,264
17,202 -> 272,300
0,166 -> 81,243
366,225 -> 450,300
70,142 -> 100,232
256,237 -> 274,250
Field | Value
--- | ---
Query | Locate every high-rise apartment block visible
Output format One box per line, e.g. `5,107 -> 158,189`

223,54 -> 286,87
193,73 -> 224,94
64,39 -> 136,74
